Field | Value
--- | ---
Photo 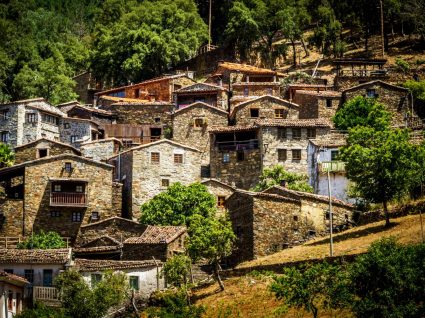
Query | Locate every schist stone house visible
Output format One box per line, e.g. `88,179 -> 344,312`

108,139 -> 202,219
0,98 -> 64,148
173,83 -> 229,111
80,138 -> 122,162
172,102 -> 228,165
60,117 -> 101,149
308,133 -> 351,202
292,90 -> 342,119
201,179 -> 236,216
64,103 -> 115,126
0,154 -> 121,239
226,186 -> 353,263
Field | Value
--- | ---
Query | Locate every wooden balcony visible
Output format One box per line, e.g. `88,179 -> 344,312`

319,161 -> 346,173
33,286 -> 60,306
216,139 -> 259,151
50,192 -> 87,207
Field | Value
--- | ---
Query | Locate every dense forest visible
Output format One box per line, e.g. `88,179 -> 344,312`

0,0 -> 424,104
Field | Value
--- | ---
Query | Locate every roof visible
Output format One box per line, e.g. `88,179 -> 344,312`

208,125 -> 259,134
173,102 -> 228,116
75,259 -> 159,272
201,178 -> 236,191
230,95 -> 299,118
333,58 -> 387,65
62,116 -> 99,127
68,104 -> 114,116
174,82 -> 227,93
81,137 -> 123,147
263,186 -> 353,208
309,132 -> 347,148
212,62 -> 284,76
73,245 -> 122,254
98,96 -> 151,103
124,225 -> 186,244
2,98 -> 65,117
341,80 -> 409,94
229,189 -> 301,204
295,90 -> 342,98
0,248 -> 71,264
110,100 -> 174,106
256,118 -> 332,128
79,216 -> 140,229
288,84 -> 328,89
14,138 -> 81,155
0,271 -> 29,286
108,139 -> 201,160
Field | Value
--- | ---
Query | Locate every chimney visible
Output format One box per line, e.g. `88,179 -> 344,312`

280,180 -> 287,188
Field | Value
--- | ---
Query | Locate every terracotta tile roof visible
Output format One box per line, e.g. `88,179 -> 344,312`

0,271 -> 29,285
208,125 -> 258,134
213,62 -> 284,76
174,83 -> 227,93
295,90 -> 342,98
0,249 -> 71,264
74,245 -> 122,254
173,102 -> 228,115
256,118 -> 332,128
201,178 -> 236,191
231,189 -> 301,204
14,138 -> 81,155
124,225 -> 186,245
309,132 -> 347,148
75,259 -> 159,272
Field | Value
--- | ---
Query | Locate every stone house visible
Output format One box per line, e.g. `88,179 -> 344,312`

14,138 -> 81,164
292,90 -> 341,119
0,98 -> 64,148
0,154 -> 122,239
287,84 -> 329,100
229,95 -> 299,126
108,139 -> 202,219
60,117 -> 101,149
0,271 -> 28,318
80,138 -> 122,162
64,103 -> 116,126
172,102 -> 228,165
226,187 -> 353,263
75,259 -> 164,296
174,83 -> 228,111
307,133 -> 352,202
201,179 -> 235,217
258,118 -> 333,175
94,74 -> 195,105
72,71 -> 103,104
340,80 -> 421,128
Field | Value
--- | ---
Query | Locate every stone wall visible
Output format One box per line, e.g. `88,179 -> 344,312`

231,83 -> 280,98
81,140 -> 120,162
0,199 -> 24,237
14,140 -> 80,164
172,104 -> 228,164
334,76 -> 390,92
60,118 -> 95,148
201,180 -> 235,217
0,104 -> 19,148
293,93 -> 318,119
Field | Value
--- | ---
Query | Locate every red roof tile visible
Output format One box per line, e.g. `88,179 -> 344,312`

0,249 -> 71,264
124,225 -> 186,244
75,259 -> 159,271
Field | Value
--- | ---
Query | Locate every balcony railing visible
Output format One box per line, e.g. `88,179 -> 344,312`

33,286 -> 60,304
0,236 -> 71,249
216,139 -> 259,152
50,192 -> 87,207
319,161 -> 346,173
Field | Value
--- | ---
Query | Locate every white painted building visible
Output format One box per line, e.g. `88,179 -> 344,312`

0,271 -> 28,318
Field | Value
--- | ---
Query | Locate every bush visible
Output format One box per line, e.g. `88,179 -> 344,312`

396,58 -> 411,73
17,231 -> 66,249
146,290 -> 205,318
15,302 -> 66,318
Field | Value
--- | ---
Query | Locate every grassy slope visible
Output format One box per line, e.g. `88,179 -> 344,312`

194,214 -> 424,317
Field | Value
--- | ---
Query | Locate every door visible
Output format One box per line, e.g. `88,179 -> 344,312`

43,269 -> 53,287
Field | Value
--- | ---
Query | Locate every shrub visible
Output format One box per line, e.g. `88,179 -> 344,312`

17,231 -> 66,249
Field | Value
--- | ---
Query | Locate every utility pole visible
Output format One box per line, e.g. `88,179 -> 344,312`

327,169 -> 334,257
208,0 -> 212,50
380,0 -> 385,57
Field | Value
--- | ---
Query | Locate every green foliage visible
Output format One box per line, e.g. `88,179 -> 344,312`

404,80 -> 425,101
270,262 -> 351,318
54,270 -> 128,318
139,182 -> 216,226
15,302 -> 66,318
0,143 -> 14,168
349,238 -> 425,318
253,165 -> 313,193
396,58 -> 411,73
17,230 -> 66,249
333,96 -> 392,131
162,254 -> 192,288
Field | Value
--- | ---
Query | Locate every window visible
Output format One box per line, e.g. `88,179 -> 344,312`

174,154 -> 183,164
38,148 -> 48,158
278,149 -> 287,161
91,274 -> 102,287
7,290 -> 12,310
91,212 -> 99,221
275,109 -> 286,119
278,128 -> 287,139
292,128 -> 301,139
326,99 -> 332,108
151,152 -> 160,163
244,87 -> 249,97
161,179 -> 170,187
75,185 -> 83,193
201,165 -> 211,178
237,151 -> 245,161
267,87 -> 273,95
42,113 -> 59,125
293,215 -> 299,222
0,109 -> 9,120
70,135 -> 78,143
217,196 -> 226,208
129,276 -> 139,291
292,149 -> 302,161
1,131 -> 9,142
24,269 -> 34,284
72,212 -> 82,222
223,153 -> 230,163
4,269 -> 13,274
307,128 -> 316,139
154,117 -> 161,123
64,162 -> 72,172
331,150 -> 339,161
250,108 -> 259,118
366,88 -> 377,98
64,123 -> 70,129
54,184 -> 61,192
50,211 -> 60,217
26,113 -> 37,123
194,118 -> 204,128
43,269 -> 53,287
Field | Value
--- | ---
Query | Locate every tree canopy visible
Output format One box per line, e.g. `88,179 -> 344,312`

0,143 -> 14,168
17,230 -> 66,249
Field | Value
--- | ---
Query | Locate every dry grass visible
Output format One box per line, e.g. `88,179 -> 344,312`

237,214 -> 424,269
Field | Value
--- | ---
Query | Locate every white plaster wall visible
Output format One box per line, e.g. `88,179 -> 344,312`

0,264 -> 63,287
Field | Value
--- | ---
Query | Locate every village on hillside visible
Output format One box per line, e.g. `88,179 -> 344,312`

0,0 -> 425,317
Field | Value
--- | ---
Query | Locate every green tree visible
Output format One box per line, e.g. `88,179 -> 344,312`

404,80 -> 425,118
17,230 -> 66,249
162,254 -> 192,289
340,127 -> 418,226
349,238 -> 425,318
55,270 -> 128,318
270,262 -> 351,318
186,215 -> 236,291
253,165 -> 313,192
0,143 -> 14,168
15,302 -> 66,318
333,96 -> 392,131
139,183 -> 216,226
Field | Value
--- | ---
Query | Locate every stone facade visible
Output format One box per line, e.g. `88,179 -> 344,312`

122,236 -> 186,262
60,118 -> 99,149
109,140 -> 202,220
80,138 -> 122,162
201,179 -> 235,217
231,82 -> 281,100
66,104 -> 115,126
292,90 -> 341,119
334,75 -> 390,92
230,96 -> 299,126
172,102 -> 228,164
174,83 -> 228,111
0,155 -> 120,240
14,139 -> 81,164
